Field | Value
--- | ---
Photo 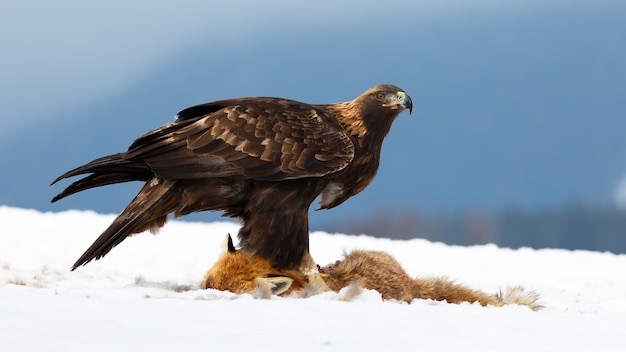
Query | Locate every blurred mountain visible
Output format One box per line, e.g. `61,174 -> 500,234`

334,204 -> 626,254
1,1 -> 625,240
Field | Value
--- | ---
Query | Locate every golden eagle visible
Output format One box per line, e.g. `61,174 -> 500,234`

51,84 -> 412,272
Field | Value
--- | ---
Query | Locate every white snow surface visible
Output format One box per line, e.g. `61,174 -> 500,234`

1,206 -> 625,351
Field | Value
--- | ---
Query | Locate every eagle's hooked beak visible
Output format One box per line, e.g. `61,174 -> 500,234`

383,91 -> 413,115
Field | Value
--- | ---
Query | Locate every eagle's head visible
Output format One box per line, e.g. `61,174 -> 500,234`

364,84 -> 413,115
333,84 -> 412,139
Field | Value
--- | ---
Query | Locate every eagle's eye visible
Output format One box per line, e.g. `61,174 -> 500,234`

375,93 -> 386,100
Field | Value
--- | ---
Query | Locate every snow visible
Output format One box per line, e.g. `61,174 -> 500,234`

1,206 -> 625,351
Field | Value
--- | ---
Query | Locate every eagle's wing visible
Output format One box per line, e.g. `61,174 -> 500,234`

124,97 -> 355,181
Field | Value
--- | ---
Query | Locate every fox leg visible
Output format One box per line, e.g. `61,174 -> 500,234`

317,260 -> 342,274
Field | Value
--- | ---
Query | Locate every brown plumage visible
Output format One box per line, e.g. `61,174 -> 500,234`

51,84 -> 412,271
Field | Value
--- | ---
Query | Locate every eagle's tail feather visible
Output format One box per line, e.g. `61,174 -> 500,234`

71,178 -> 178,270
51,154 -> 151,203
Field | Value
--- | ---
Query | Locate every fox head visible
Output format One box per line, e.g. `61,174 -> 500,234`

202,234 -> 307,297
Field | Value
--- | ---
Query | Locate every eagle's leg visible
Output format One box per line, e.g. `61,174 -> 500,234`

236,179 -> 322,272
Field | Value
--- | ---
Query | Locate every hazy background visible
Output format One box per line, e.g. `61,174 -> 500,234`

2,0 -> 625,252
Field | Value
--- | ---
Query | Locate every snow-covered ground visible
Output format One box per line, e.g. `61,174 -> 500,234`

1,206 -> 625,351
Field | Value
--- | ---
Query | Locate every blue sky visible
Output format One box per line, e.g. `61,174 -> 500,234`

0,0 -> 546,142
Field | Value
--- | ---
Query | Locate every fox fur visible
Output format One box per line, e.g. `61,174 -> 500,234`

202,235 -> 541,310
